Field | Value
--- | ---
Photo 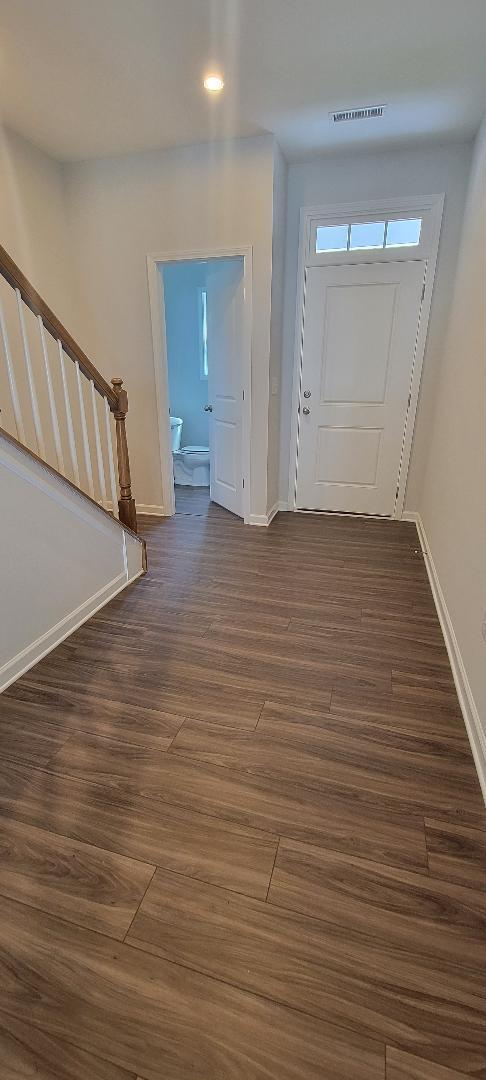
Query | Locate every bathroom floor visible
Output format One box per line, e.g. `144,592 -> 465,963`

174,484 -> 211,516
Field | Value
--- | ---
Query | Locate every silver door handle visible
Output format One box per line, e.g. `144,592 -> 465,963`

204,405 -> 213,412
302,406 -> 310,415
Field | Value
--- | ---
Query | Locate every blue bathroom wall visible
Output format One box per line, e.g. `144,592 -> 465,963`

163,260 -> 209,448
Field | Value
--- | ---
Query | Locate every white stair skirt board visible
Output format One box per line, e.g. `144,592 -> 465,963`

0,434 -> 144,693
0,570 -> 136,693
404,511 -> 486,805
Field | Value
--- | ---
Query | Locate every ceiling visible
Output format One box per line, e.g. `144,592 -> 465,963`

1,0 -> 485,163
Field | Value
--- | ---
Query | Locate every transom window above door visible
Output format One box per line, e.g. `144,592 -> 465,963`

315,216 -> 422,254
305,197 -> 441,268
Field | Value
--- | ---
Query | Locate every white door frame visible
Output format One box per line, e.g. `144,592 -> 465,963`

288,194 -> 444,518
147,245 -> 252,523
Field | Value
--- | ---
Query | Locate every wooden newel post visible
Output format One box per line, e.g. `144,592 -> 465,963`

111,377 -> 137,533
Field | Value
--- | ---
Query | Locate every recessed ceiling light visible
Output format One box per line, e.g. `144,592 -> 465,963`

204,74 -> 224,93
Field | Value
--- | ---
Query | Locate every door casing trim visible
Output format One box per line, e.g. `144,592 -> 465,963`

288,194 -> 445,519
147,245 -> 253,524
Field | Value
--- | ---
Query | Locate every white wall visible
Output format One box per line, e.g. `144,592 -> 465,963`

64,136 -> 275,517
0,432 -> 143,691
419,118 -> 486,776
0,125 -> 99,490
0,126 -> 76,328
163,260 -> 209,448
279,140 -> 473,506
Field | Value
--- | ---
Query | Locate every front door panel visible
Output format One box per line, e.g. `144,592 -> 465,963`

296,260 -> 425,515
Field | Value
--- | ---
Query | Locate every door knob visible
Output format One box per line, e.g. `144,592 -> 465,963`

204,405 -> 213,412
302,406 -> 310,415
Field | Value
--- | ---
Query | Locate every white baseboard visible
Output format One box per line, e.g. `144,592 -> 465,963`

407,510 -> 486,804
248,501 -> 284,527
105,501 -> 166,517
248,513 -> 270,526
0,568 -> 143,694
137,504 -> 166,516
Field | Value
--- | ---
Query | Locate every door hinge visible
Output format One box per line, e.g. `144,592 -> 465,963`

242,477 -> 245,488
242,389 -> 245,401
408,393 -> 411,409
421,283 -> 426,302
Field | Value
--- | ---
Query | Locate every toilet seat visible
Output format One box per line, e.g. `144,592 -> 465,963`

180,445 -> 209,454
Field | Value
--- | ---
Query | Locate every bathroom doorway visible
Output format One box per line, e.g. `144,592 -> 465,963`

148,248 -> 252,522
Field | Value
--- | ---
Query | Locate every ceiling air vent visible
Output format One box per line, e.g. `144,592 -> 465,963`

331,104 -> 387,123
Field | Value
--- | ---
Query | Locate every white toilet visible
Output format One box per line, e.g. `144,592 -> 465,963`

170,416 -> 210,487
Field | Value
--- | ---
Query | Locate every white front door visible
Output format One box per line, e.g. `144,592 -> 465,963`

206,258 -> 244,517
296,260 -> 425,515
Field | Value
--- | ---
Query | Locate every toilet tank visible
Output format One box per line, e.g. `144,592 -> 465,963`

170,416 -> 183,451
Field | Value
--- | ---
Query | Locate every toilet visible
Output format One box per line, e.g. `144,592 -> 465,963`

170,416 -> 210,487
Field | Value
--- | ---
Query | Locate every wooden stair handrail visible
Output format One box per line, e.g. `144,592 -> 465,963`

0,243 -> 117,407
0,242 -> 139,535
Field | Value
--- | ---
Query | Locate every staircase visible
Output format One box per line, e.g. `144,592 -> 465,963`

0,243 -> 146,692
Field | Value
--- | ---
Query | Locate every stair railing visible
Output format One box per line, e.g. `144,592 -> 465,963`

0,243 -> 137,532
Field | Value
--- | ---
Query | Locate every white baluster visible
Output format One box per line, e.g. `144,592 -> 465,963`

16,289 -> 46,458
37,315 -> 65,474
0,293 -> 26,443
90,380 -> 107,507
75,360 -> 95,498
104,396 -> 119,518
58,341 -> 80,487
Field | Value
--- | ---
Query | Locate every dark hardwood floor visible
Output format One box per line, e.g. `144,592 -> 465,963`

1,491 -> 485,1079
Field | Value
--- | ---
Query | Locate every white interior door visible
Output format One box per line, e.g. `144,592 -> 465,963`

206,258 -> 244,517
296,260 -> 425,515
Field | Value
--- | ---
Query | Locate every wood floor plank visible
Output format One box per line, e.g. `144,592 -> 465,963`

170,712 -> 482,814
259,697 -> 469,749
126,868 -> 486,1072
0,1013 -> 137,1079
0,816 -> 154,938
209,610 -> 292,632
267,837 -> 486,969
385,1046 -> 470,1079
330,688 -> 465,739
54,625 -> 379,700
0,894 -> 383,1080
205,568 -> 432,608
47,731 -> 428,869
425,819 -> 486,891
18,666 -> 265,729
392,670 -> 459,707
143,580 -> 368,626
201,620 -> 392,692
286,620 -> 450,671
0,759 -> 278,899
360,608 -> 445,647
90,607 -> 212,636
0,712 -> 71,767
0,685 -> 184,751
1,503 -> 484,1078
